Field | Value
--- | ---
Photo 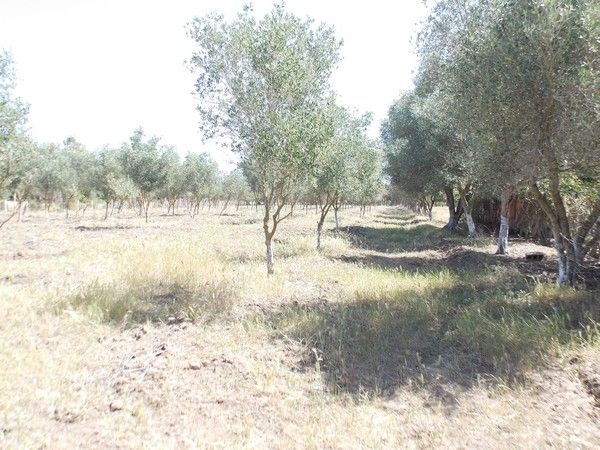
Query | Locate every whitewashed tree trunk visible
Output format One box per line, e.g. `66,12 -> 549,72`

557,248 -> 568,285
458,184 -> 475,237
497,215 -> 509,254
265,237 -> 274,275
496,188 -> 511,254
465,212 -> 476,237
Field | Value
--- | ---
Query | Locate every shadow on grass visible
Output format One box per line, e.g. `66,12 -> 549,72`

343,207 -> 496,254
336,248 -> 559,282
373,211 -> 431,227
341,224 -> 445,253
74,225 -> 138,232
267,269 -> 600,399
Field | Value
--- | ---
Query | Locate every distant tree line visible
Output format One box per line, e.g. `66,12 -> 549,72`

1,12 -> 384,279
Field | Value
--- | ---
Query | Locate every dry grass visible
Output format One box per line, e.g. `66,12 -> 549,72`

1,204 -> 600,448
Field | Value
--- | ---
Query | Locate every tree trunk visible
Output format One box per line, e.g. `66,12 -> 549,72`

265,236 -> 274,275
551,227 -> 569,285
145,200 -> 150,223
465,212 -> 476,236
496,188 -> 511,255
530,182 -> 577,285
316,210 -> 329,250
334,207 -> 340,231
0,209 -> 17,230
263,200 -> 275,275
316,221 -> 323,250
444,186 -> 458,230
220,198 -> 230,216
17,201 -> 23,223
458,184 -> 475,237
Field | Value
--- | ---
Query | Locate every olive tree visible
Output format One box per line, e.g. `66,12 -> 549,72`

382,90 -> 468,227
120,128 -> 168,223
188,4 -> 340,274
311,106 -> 372,248
58,137 -> 95,218
32,143 -> 63,213
160,147 -> 186,215
353,144 -> 384,217
0,51 -> 28,200
220,169 -> 251,214
418,0 -> 600,283
417,0 -> 536,249
183,152 -> 220,217
6,137 -> 37,222
94,146 -> 137,219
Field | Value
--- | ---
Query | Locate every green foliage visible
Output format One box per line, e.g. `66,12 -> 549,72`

312,107 -> 376,208
382,91 -> 454,199
31,143 -> 63,208
120,128 -> 168,201
94,146 -> 129,204
183,152 -> 220,206
189,5 -> 340,196
159,147 -> 187,207
352,144 -> 384,208
0,50 -> 29,192
58,137 -> 95,209
221,169 -> 251,205
188,3 -> 344,271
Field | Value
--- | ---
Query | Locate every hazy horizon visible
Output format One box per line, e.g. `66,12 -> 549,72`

1,0 -> 427,170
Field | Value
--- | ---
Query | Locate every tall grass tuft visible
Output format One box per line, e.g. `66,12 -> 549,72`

52,239 -> 238,326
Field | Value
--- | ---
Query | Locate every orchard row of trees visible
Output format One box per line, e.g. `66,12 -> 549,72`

0,124 -> 251,223
1,113 -> 381,230
383,0 -> 600,285
188,4 -> 383,273
2,6 -> 384,277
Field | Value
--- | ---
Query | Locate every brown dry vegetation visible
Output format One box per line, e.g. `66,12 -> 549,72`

1,205 -> 600,448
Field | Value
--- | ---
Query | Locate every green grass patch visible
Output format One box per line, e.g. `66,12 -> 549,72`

53,278 -> 236,326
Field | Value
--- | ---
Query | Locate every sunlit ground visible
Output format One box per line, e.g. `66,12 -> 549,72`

1,204 -> 599,448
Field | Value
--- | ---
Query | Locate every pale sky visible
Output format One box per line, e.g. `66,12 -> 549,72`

0,0 -> 427,170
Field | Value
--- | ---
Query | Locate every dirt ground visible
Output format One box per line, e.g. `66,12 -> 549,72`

1,205 -> 599,449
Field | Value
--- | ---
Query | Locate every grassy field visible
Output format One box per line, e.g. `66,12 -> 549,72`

1,205 -> 600,448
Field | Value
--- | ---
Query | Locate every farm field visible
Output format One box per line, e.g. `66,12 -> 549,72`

1,205 -> 600,448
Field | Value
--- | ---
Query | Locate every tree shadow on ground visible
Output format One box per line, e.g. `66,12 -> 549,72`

336,248 -> 559,282
341,224 -> 451,253
74,225 -> 138,232
268,272 -> 600,401
373,211 -> 431,227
